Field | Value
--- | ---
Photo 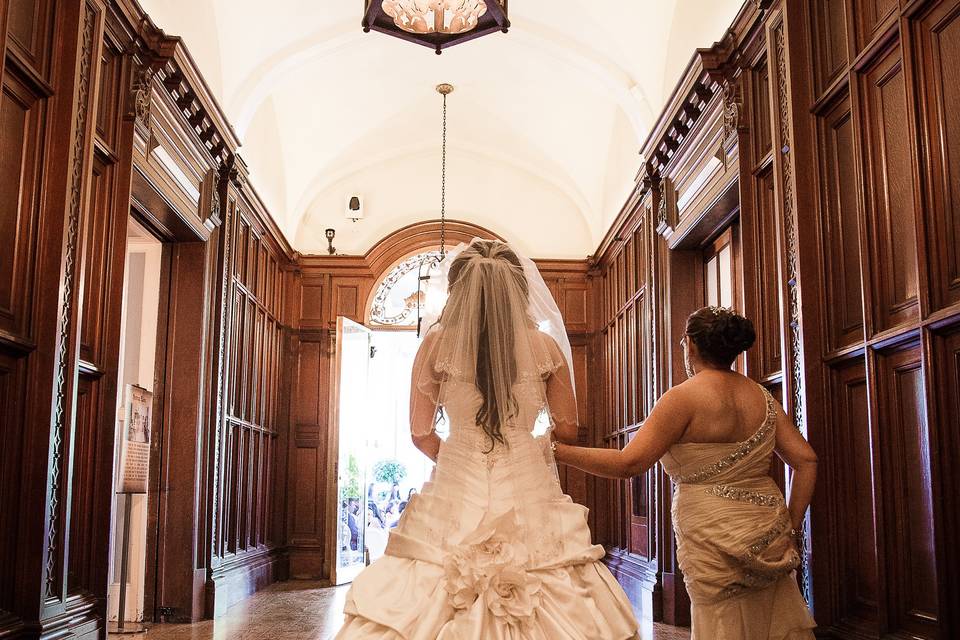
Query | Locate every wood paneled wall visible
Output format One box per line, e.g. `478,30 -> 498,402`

0,2 -> 294,635
787,0 -> 960,635
204,161 -> 291,619
587,0 -> 960,636
1,2 -> 139,636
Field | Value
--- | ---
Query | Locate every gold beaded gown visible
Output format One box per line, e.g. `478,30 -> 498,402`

659,385 -> 816,639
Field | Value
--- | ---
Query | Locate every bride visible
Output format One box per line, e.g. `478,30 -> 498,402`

336,239 -> 639,639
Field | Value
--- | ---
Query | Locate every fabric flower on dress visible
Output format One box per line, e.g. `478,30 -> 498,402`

484,565 -> 543,627
442,511 -> 542,627
443,550 -> 481,610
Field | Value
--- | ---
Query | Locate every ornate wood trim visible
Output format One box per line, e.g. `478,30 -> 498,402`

45,3 -> 97,600
770,15 -> 811,602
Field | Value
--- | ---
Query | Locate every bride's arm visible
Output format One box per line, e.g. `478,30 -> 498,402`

554,388 -> 689,479
410,332 -> 442,462
773,408 -> 818,530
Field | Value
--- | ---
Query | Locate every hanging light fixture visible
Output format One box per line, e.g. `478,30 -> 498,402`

382,0 -> 487,35
362,0 -> 509,54
416,83 -> 453,336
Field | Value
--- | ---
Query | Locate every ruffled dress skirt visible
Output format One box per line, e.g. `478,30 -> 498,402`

336,435 -> 639,640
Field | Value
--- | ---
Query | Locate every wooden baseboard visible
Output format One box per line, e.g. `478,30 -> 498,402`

0,611 -> 24,639
206,547 -> 289,619
604,548 -> 660,622
0,593 -> 103,640
287,544 -> 325,580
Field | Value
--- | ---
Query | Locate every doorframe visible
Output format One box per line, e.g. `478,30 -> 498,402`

130,187 -> 217,622
324,317 -> 373,585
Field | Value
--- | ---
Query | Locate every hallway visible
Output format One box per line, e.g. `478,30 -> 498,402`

3,0 -> 959,638
134,583 -> 690,640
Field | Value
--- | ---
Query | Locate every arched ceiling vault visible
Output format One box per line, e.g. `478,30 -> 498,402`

139,0 -> 744,258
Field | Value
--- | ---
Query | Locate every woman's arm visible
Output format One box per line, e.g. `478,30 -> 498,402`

546,357 -> 579,445
409,332 -> 442,462
773,408 -> 818,529
555,386 -> 690,478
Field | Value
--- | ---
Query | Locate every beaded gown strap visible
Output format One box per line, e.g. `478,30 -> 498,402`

676,385 -> 777,485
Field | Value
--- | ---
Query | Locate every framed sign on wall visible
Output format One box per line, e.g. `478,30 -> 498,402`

117,384 -> 152,494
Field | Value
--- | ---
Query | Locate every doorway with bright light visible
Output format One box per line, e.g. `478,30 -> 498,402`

107,218 -> 163,629
328,251 -> 441,585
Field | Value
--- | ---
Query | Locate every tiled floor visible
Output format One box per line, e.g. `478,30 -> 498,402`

124,581 -> 691,640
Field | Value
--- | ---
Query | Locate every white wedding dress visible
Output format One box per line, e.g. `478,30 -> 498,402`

336,374 -> 640,639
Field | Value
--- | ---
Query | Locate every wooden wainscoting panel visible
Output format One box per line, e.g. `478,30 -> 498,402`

933,326 -> 960,624
332,279 -> 366,324
78,157 -> 111,364
5,0 -> 53,72
0,67 -> 45,339
829,358 -> 880,632
93,43 -> 122,149
755,167 -> 783,377
300,281 -> 326,330
909,0 -> 960,311
809,0 -> 849,98
851,0 -> 899,54
68,377 -> 97,595
749,58 -> 772,162
561,282 -> 589,333
859,44 -> 920,333
876,344 -> 939,638
817,94 -> 865,350
294,340 -> 322,428
0,352 -> 24,617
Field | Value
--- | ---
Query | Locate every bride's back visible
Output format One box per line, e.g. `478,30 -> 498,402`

439,328 -> 561,434
412,239 -> 578,450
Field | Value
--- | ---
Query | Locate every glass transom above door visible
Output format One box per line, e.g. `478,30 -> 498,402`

369,251 -> 441,327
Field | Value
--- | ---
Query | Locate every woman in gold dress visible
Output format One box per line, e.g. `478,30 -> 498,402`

555,306 -> 817,639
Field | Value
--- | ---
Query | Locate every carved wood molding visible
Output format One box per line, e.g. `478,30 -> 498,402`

656,177 -> 676,239
120,7 -> 178,134
158,59 -> 235,168
296,219 -> 503,278
771,18 -> 811,602
721,77 -> 744,148
208,172 -> 235,564
45,3 -> 97,600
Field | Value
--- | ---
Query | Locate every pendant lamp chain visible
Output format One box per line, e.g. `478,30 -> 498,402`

437,83 -> 453,259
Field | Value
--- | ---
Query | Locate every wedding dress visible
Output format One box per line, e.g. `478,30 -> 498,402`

660,385 -> 816,639
336,240 -> 639,640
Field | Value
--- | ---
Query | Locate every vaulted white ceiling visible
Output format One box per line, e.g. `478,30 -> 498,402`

140,0 -> 743,258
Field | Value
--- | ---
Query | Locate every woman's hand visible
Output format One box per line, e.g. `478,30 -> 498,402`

552,440 -> 569,463
551,386 -> 690,479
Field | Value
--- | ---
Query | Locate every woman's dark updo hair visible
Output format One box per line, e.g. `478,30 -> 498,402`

685,306 -> 756,368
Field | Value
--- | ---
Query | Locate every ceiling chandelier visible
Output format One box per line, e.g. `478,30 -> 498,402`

362,0 -> 509,54
383,0 -> 486,35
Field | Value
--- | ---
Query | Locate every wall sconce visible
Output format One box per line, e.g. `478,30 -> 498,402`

325,228 -> 336,255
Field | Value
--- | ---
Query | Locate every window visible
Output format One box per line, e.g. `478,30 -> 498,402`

703,225 -> 739,309
369,251 -> 442,327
